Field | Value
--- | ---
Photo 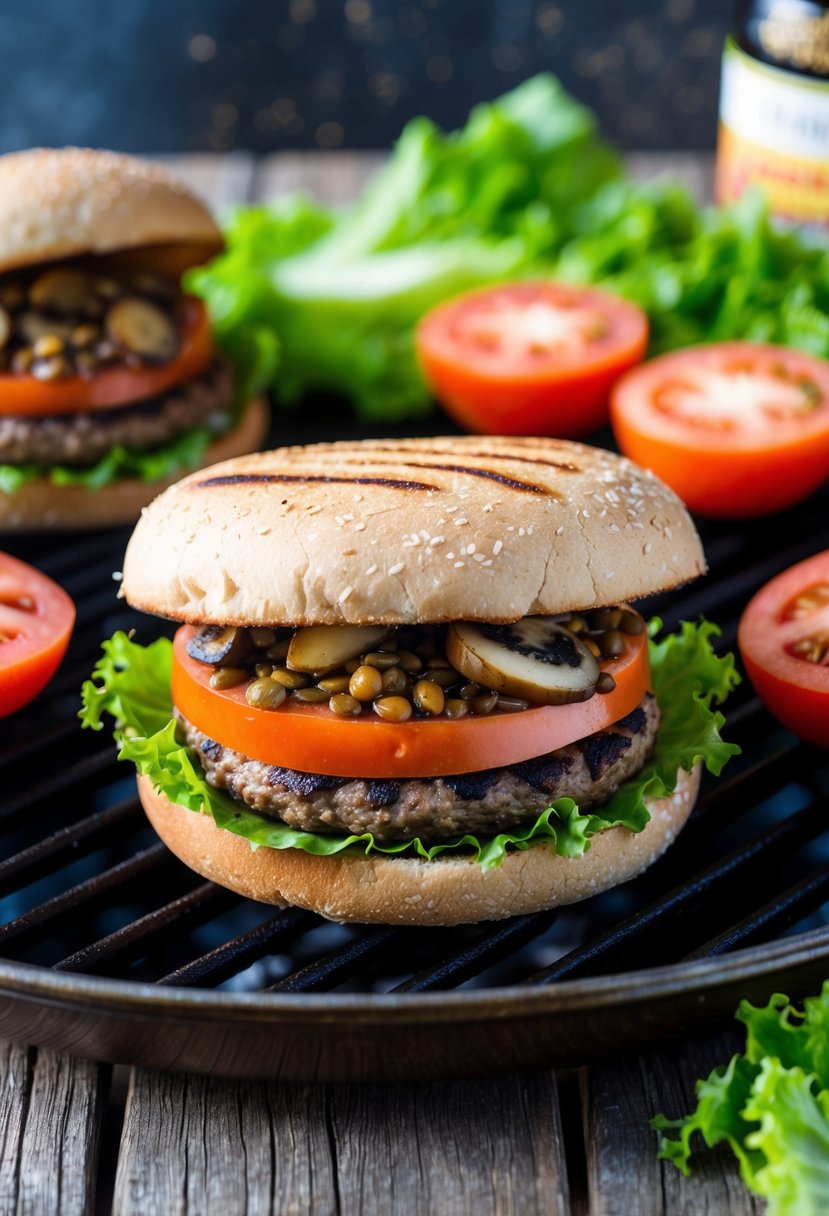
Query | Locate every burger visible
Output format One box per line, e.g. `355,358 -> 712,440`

83,436 -> 739,925
0,147 -> 268,530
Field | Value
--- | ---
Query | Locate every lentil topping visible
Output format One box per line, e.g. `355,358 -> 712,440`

186,607 -> 646,722
0,263 -> 185,379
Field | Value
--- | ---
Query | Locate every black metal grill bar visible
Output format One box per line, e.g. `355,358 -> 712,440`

0,748 -> 121,825
0,843 -> 169,949
267,927 -> 405,993
524,797 -> 829,986
657,534 -> 825,631
687,742 -> 803,827
33,533 -> 127,582
0,796 -> 141,898
686,866 -> 829,960
391,910 -> 560,993
54,882 -> 236,974
0,719 -> 79,774
159,907 -> 316,988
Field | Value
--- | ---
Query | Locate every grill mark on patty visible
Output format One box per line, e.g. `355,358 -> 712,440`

614,705 -> 647,735
365,780 -> 402,807
582,732 -> 633,781
442,772 -> 499,800
511,753 -> 574,793
266,767 -> 344,796
193,473 -> 438,492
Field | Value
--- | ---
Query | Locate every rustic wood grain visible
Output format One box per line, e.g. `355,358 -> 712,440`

0,1042 -> 105,1216
584,1032 -> 764,1216
113,1069 -> 568,1216
113,1069 -> 336,1216
154,151 -> 257,209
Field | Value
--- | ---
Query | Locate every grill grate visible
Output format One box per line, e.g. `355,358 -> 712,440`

1,451 -> 828,1079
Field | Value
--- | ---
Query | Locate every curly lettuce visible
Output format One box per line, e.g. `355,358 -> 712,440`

654,985 -> 829,1215
80,619 -> 738,871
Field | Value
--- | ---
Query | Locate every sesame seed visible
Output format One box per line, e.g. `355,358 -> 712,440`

389,562 -> 404,575
343,512 -> 354,522
555,526 -> 565,536
473,553 -> 485,562
483,503 -> 493,513
644,543 -> 652,555
482,559 -> 493,567
112,570 -> 123,582
257,525 -> 271,535
366,564 -> 378,575
354,493 -> 363,503
431,535 -> 445,546
410,533 -> 420,545
518,527 -> 526,537
446,552 -> 455,560
339,586 -> 353,603
492,540 -> 503,555
454,516 -> 468,526
354,521 -> 366,532
335,515 -> 346,527
419,530 -> 430,541
467,542 -> 476,554
307,505 -> 323,515
454,561 -> 465,568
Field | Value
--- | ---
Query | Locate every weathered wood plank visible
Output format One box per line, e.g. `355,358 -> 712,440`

113,1069 -> 336,1216
113,1069 -> 568,1216
252,149 -> 384,207
154,151 -> 257,209
584,1032 -> 763,1216
0,1042 -> 105,1216
328,1072 -> 569,1216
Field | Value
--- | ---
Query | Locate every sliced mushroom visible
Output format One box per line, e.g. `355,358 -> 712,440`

186,625 -> 253,666
106,297 -> 178,361
29,268 -> 92,314
16,311 -> 73,345
446,617 -> 600,705
286,624 -> 393,674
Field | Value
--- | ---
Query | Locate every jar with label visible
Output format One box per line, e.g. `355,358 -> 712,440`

716,0 -> 829,227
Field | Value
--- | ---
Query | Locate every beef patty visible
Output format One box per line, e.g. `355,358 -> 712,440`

0,358 -> 234,466
178,694 -> 660,844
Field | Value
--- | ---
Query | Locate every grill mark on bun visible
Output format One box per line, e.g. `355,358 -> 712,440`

193,473 -> 438,492
285,454 -> 557,496
366,444 -> 581,474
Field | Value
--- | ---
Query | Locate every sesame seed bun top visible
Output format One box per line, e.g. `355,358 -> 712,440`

0,147 -> 222,274
122,436 -> 705,626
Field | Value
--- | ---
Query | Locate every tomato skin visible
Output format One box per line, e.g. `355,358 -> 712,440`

0,298 -> 213,417
0,553 -> 75,717
738,551 -> 829,748
611,343 -> 829,519
171,624 -> 651,779
416,281 -> 648,438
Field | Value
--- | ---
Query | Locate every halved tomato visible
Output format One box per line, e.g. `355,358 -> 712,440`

0,553 -> 75,717
611,342 -> 829,518
738,551 -> 829,748
171,623 -> 651,779
0,297 -> 213,417
416,281 -> 648,437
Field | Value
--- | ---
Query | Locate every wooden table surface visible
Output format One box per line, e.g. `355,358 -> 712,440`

0,151 -> 763,1216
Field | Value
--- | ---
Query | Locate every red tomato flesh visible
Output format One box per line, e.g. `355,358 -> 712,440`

172,623 -> 651,779
611,342 -> 829,518
0,552 -> 75,717
416,281 -> 648,437
738,550 -> 829,748
0,297 -> 213,417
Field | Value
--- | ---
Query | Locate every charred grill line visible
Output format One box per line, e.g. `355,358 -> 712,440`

194,473 -> 438,491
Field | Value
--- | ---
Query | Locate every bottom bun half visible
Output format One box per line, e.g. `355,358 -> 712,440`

0,396 -> 269,531
138,765 -> 701,926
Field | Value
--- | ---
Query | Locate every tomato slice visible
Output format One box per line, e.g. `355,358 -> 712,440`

0,297 -> 213,417
611,342 -> 829,518
415,281 -> 648,437
0,552 -> 75,717
172,624 -> 651,779
738,551 -> 829,748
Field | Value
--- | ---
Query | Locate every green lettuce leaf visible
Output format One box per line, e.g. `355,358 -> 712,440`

190,71 -> 829,423
654,984 -> 829,1215
80,619 -> 738,870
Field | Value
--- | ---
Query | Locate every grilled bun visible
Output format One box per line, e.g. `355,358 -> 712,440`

138,765 -> 700,926
122,435 -> 705,626
0,147 -> 222,274
0,397 -> 268,531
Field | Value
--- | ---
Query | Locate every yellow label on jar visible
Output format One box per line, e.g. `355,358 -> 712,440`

716,38 -> 829,226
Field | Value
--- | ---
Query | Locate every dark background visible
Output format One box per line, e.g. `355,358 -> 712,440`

0,1 -> 732,154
